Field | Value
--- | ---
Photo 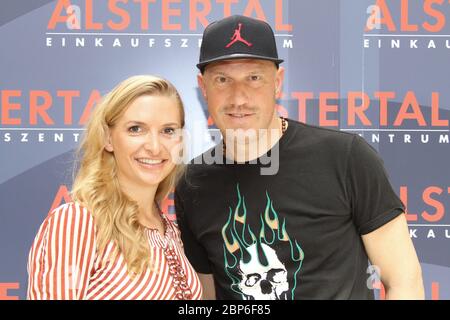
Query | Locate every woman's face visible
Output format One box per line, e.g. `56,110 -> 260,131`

106,94 -> 183,192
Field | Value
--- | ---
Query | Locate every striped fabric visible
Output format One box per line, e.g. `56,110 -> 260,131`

27,202 -> 203,300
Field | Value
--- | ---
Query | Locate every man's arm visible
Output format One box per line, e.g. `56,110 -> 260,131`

198,273 -> 216,300
361,213 -> 424,299
175,182 -> 217,299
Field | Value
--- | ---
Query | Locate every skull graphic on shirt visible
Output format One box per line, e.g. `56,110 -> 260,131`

238,243 -> 289,300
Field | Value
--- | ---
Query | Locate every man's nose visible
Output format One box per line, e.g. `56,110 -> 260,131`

229,82 -> 249,107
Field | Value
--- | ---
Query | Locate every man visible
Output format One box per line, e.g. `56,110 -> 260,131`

175,15 -> 424,300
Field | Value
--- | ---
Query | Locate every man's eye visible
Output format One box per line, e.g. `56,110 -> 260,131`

250,75 -> 261,81
128,125 -> 142,133
216,76 -> 228,84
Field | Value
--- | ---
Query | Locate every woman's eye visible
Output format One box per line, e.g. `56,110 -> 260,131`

128,125 -> 141,134
163,127 -> 176,135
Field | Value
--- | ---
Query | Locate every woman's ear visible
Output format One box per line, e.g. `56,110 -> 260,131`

105,131 -> 114,152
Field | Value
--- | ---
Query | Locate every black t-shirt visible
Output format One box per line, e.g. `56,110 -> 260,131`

176,119 -> 405,300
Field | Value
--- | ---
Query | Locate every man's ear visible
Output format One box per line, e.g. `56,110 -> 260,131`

198,73 -> 207,100
275,66 -> 285,98
105,131 -> 114,152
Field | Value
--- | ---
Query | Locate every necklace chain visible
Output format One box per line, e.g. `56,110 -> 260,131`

155,203 -> 193,300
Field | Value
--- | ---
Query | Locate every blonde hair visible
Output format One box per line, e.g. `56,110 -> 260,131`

71,75 -> 185,275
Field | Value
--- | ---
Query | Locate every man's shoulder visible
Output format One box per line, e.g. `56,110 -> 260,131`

176,146 -> 223,191
290,119 -> 355,139
287,119 -> 357,150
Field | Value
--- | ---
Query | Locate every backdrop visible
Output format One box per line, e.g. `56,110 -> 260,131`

0,0 -> 449,300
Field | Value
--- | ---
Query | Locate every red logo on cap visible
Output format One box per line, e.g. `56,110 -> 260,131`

225,23 -> 253,48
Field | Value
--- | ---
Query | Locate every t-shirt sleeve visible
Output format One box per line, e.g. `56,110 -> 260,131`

175,183 -> 212,274
27,203 -> 97,300
346,135 -> 405,235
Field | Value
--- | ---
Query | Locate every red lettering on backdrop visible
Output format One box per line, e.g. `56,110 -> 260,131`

243,0 -> 267,22
367,0 -> 449,33
79,90 -> 102,125
401,186 -> 448,222
47,0 -> 72,29
1,90 -> 21,125
86,0 -> 102,30
348,92 -> 371,126
2,90 -> 103,126
432,282 -> 440,300
162,0 -> 182,31
202,91 -> 446,128
291,92 -> 313,124
190,0 -> 211,30
0,283 -> 20,300
49,185 -> 72,215
431,92 -> 449,126
319,92 -> 339,127
30,91 -> 54,125
423,0 -> 446,32
275,0 -> 292,31
394,91 -> 427,127
374,91 -> 395,126
48,0 -> 294,32
57,90 -> 80,125
217,0 -> 238,18
422,187 -> 445,222
135,0 -> 156,30
108,0 -> 131,30
401,0 -> 419,31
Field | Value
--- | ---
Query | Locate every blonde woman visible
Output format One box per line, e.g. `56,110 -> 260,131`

27,75 -> 203,300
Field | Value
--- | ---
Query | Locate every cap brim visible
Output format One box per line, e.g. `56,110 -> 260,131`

197,53 -> 284,70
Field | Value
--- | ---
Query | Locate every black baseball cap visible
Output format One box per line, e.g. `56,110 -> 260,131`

197,15 -> 284,73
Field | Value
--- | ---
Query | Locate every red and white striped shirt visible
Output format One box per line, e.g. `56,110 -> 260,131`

27,202 -> 203,300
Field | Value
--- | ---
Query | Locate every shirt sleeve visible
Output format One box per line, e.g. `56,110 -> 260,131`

346,135 -> 405,235
27,202 -> 97,300
175,183 -> 212,274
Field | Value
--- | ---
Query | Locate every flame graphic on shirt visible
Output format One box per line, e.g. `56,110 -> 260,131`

221,185 -> 304,299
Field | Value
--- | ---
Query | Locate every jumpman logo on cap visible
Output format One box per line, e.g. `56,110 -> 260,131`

225,23 -> 253,48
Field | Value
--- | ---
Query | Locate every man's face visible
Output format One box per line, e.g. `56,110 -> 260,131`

198,59 -> 284,133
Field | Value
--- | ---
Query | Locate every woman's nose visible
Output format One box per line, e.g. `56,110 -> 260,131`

143,132 -> 161,155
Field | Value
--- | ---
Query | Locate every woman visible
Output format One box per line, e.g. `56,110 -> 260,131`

27,75 -> 202,300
